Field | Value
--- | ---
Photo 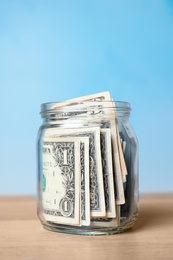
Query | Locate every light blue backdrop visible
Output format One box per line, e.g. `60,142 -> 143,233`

0,0 -> 173,194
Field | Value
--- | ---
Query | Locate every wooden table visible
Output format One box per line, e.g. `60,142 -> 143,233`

0,194 -> 173,260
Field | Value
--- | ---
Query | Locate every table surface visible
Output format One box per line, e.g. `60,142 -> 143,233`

0,194 -> 173,260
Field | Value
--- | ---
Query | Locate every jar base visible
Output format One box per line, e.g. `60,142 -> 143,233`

42,212 -> 138,236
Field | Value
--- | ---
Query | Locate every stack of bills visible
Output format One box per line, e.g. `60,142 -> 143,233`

41,92 -> 127,227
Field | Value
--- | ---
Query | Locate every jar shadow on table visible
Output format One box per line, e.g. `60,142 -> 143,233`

128,194 -> 173,232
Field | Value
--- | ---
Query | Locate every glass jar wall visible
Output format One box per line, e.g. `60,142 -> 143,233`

37,101 -> 138,235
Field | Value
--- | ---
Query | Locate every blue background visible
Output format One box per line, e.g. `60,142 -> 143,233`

0,0 -> 173,195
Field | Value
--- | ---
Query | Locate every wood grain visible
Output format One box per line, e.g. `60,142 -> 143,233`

0,194 -> 173,260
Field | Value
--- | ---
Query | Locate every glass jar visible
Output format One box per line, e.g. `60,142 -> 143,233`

37,101 -> 138,235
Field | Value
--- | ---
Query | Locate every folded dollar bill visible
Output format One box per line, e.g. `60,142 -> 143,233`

41,91 -> 128,226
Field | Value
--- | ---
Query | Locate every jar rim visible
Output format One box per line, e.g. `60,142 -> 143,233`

41,100 -> 131,113
40,100 -> 131,120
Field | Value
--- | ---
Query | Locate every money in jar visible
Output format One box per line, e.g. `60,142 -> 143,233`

37,92 -> 139,235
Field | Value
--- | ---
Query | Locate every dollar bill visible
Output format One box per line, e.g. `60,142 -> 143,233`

115,118 -> 128,178
48,91 -> 125,205
42,137 -> 81,225
51,91 -> 125,205
44,127 -> 106,217
51,91 -> 112,110
58,91 -> 126,205
101,120 -> 125,205
100,129 -> 116,218
79,138 -> 90,226
91,205 -> 120,228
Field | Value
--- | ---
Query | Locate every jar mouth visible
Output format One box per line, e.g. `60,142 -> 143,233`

41,100 -> 130,112
40,100 -> 131,120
